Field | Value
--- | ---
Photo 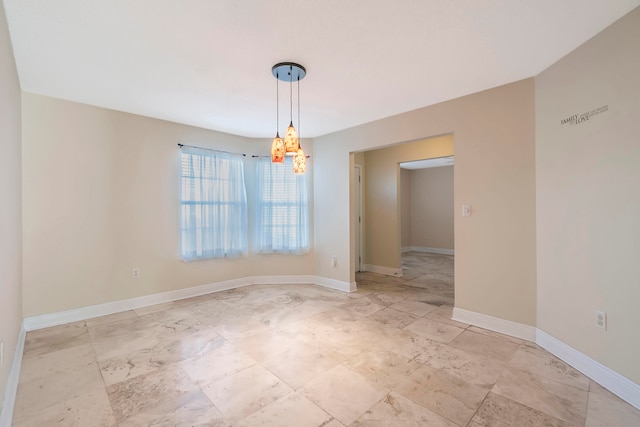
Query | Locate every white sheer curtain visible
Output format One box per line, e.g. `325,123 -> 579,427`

255,156 -> 309,254
180,146 -> 248,260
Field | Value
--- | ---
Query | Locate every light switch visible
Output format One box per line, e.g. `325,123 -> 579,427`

462,204 -> 471,217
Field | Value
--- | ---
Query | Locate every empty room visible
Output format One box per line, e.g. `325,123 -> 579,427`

1,1 -> 639,426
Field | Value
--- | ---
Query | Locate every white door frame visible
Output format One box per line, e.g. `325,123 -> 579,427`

354,165 -> 363,272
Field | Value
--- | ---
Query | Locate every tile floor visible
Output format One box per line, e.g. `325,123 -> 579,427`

11,252 -> 640,426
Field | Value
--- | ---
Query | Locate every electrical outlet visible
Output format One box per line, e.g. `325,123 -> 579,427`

1,340 -> 4,366
331,256 -> 337,267
595,310 -> 607,330
132,268 -> 140,279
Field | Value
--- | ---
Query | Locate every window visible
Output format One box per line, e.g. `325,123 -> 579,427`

255,156 -> 309,253
180,147 -> 247,260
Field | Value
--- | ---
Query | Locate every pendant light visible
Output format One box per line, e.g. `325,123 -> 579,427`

293,74 -> 307,174
270,69 -> 284,163
271,62 -> 307,174
283,65 -> 299,155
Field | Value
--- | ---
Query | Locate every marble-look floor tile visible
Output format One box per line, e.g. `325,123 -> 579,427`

84,310 -> 139,328
90,326 -> 163,361
589,379 -> 613,397
404,317 -> 465,344
232,328 -> 306,362
106,363 -> 200,423
493,366 -> 588,425
98,327 -> 222,386
425,305 -> 470,329
202,364 -> 293,421
466,325 -> 523,344
468,392 -> 571,427
394,364 -> 489,426
353,392 -> 458,427
212,304 -> 290,341
366,291 -> 408,306
366,307 -> 420,329
415,341 -> 507,389
13,383 -> 116,427
585,390 -> 640,427
133,301 -> 181,316
178,336 -> 257,387
262,342 -> 343,389
508,341 -> 590,391
22,321 -> 90,357
117,389 -> 227,427
370,328 -> 434,360
13,253 -> 640,427
94,310 -> 210,356
338,296 -> 385,317
282,314 -> 380,359
343,349 -> 421,389
389,299 -> 438,316
177,298 -> 237,327
449,329 -> 520,363
13,343 -> 104,421
237,392 -> 333,427
301,364 -> 388,426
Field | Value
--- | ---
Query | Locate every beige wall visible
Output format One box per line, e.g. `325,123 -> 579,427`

400,169 -> 412,248
408,166 -> 454,250
536,8 -> 640,383
363,136 -> 454,269
315,78 -> 537,326
22,94 -> 314,317
0,0 -> 22,412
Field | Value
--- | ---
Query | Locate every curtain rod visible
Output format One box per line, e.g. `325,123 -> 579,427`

178,143 -> 310,159
177,143 -> 246,157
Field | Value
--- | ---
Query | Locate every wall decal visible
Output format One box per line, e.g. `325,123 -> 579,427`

560,105 -> 608,126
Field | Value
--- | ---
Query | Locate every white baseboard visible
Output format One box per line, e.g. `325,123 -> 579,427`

315,276 -> 357,292
452,307 -> 537,341
451,307 -> 640,411
0,325 -> 26,427
363,264 -> 403,277
22,275 -> 354,331
536,329 -> 640,411
251,275 -> 355,292
403,246 -> 454,256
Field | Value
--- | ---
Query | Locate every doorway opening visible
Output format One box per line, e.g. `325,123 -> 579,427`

351,134 -> 455,304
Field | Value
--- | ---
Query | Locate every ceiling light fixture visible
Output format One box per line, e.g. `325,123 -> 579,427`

271,62 -> 306,174
270,67 -> 284,163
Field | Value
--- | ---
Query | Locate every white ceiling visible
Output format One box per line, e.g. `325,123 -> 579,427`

4,1 -> 639,138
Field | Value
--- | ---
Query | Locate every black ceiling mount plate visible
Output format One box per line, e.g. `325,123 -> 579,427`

272,62 -> 306,82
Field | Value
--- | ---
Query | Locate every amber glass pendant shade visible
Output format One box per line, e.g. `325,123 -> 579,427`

293,145 -> 306,175
284,121 -> 299,155
271,133 -> 285,163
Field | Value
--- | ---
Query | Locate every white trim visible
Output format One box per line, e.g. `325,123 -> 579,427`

22,275 -> 354,331
451,308 -> 640,411
314,276 -> 357,292
363,264 -> 403,277
452,307 -> 537,341
250,275 -> 315,285
0,325 -> 26,427
23,277 -> 250,331
403,246 -> 454,255
354,164 -> 363,273
536,329 -> 640,411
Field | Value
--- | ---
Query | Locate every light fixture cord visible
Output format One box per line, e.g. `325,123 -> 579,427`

289,65 -> 293,124
297,75 -> 301,141
276,72 -> 279,133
